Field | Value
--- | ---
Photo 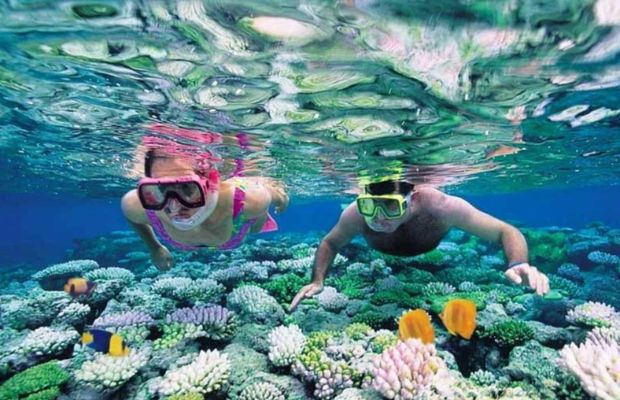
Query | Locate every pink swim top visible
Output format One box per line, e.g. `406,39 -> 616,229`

146,184 -> 278,251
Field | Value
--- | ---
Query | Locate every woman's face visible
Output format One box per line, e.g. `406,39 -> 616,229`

150,157 -> 201,219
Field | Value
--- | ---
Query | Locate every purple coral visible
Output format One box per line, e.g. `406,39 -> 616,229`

165,305 -> 236,340
93,311 -> 155,328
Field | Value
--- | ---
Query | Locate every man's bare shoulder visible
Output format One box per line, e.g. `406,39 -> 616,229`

121,190 -> 149,224
413,185 -> 448,210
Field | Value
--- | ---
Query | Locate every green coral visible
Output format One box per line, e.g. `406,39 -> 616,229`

351,307 -> 395,329
370,331 -> 398,353
344,323 -> 373,340
153,323 -> 203,350
166,393 -> 204,400
305,330 -> 339,351
260,273 -> 306,305
436,266 -> 504,286
0,361 -> 69,400
523,230 -> 568,273
481,319 -> 534,348
23,387 -> 59,400
395,268 -> 435,285
326,273 -> 367,299
370,289 -> 426,310
414,249 -> 447,266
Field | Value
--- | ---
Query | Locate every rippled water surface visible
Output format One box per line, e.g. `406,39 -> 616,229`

1,0 -> 619,196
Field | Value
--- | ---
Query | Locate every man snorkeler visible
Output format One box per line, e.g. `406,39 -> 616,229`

289,180 -> 549,311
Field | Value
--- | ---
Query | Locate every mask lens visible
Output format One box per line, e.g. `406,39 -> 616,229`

356,197 -> 377,217
375,197 -> 405,219
139,184 -> 167,209
139,181 -> 205,210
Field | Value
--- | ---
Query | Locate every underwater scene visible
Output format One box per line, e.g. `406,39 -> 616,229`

1,0 -> 620,399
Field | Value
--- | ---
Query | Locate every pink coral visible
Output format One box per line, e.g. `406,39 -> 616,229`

371,339 -> 444,400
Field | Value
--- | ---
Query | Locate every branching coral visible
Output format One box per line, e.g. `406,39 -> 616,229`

371,339 -> 444,400
268,324 -> 307,367
157,349 -> 230,396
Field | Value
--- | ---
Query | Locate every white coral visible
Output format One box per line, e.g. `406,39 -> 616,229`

239,382 -> 285,400
54,302 -> 91,326
558,332 -> 620,400
18,327 -> 79,357
157,349 -> 230,396
75,349 -> 149,390
268,324 -> 307,367
566,301 -> 618,328
316,286 -> 348,311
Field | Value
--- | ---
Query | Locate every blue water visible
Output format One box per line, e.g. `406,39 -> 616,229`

4,185 -> 619,266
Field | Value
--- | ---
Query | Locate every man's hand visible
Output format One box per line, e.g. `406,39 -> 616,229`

289,282 -> 324,312
505,263 -> 549,295
150,245 -> 175,271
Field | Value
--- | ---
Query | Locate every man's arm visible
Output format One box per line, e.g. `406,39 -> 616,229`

422,188 -> 549,295
289,203 -> 363,311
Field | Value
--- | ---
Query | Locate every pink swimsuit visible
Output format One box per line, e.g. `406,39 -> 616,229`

146,184 -> 277,251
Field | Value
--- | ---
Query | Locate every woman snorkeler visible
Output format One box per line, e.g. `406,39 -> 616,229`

121,129 -> 288,270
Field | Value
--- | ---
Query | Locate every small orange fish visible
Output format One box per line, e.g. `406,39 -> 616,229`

485,145 -> 521,159
439,299 -> 477,339
398,309 -> 435,344
64,277 -> 96,297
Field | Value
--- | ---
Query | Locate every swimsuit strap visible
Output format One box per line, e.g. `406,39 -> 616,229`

145,210 -> 201,251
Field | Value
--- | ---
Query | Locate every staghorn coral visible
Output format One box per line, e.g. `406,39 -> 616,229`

558,327 -> 620,400
17,327 -> 79,357
371,338 -> 444,400
93,310 -> 155,328
32,259 -> 99,290
157,349 -> 230,396
480,319 -> 534,348
557,263 -> 582,282
566,301 -> 618,328
369,330 -> 398,354
1,290 -> 70,330
238,381 -> 285,400
84,267 -> 135,282
268,324 -> 307,367
422,282 -> 455,297
52,302 -> 91,327
153,277 -> 194,297
153,322 -> 205,350
75,349 -> 149,391
317,286 -> 349,312
227,285 -> 284,323
587,251 -> 620,266
172,278 -> 225,304
344,323 -> 374,341
165,305 -> 237,340
0,360 -> 69,400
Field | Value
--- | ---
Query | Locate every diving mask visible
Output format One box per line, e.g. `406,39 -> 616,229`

356,193 -> 409,219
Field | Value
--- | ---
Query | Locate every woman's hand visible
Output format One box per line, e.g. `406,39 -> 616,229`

289,281 -> 324,312
150,245 -> 175,270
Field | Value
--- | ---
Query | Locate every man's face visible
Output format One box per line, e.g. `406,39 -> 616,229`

363,198 -> 410,233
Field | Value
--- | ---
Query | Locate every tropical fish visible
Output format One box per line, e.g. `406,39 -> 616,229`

398,309 -> 435,344
438,299 -> 477,339
64,277 -> 96,297
81,329 -> 129,357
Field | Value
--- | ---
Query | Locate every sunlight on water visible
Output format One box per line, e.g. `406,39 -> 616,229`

0,0 -> 619,197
